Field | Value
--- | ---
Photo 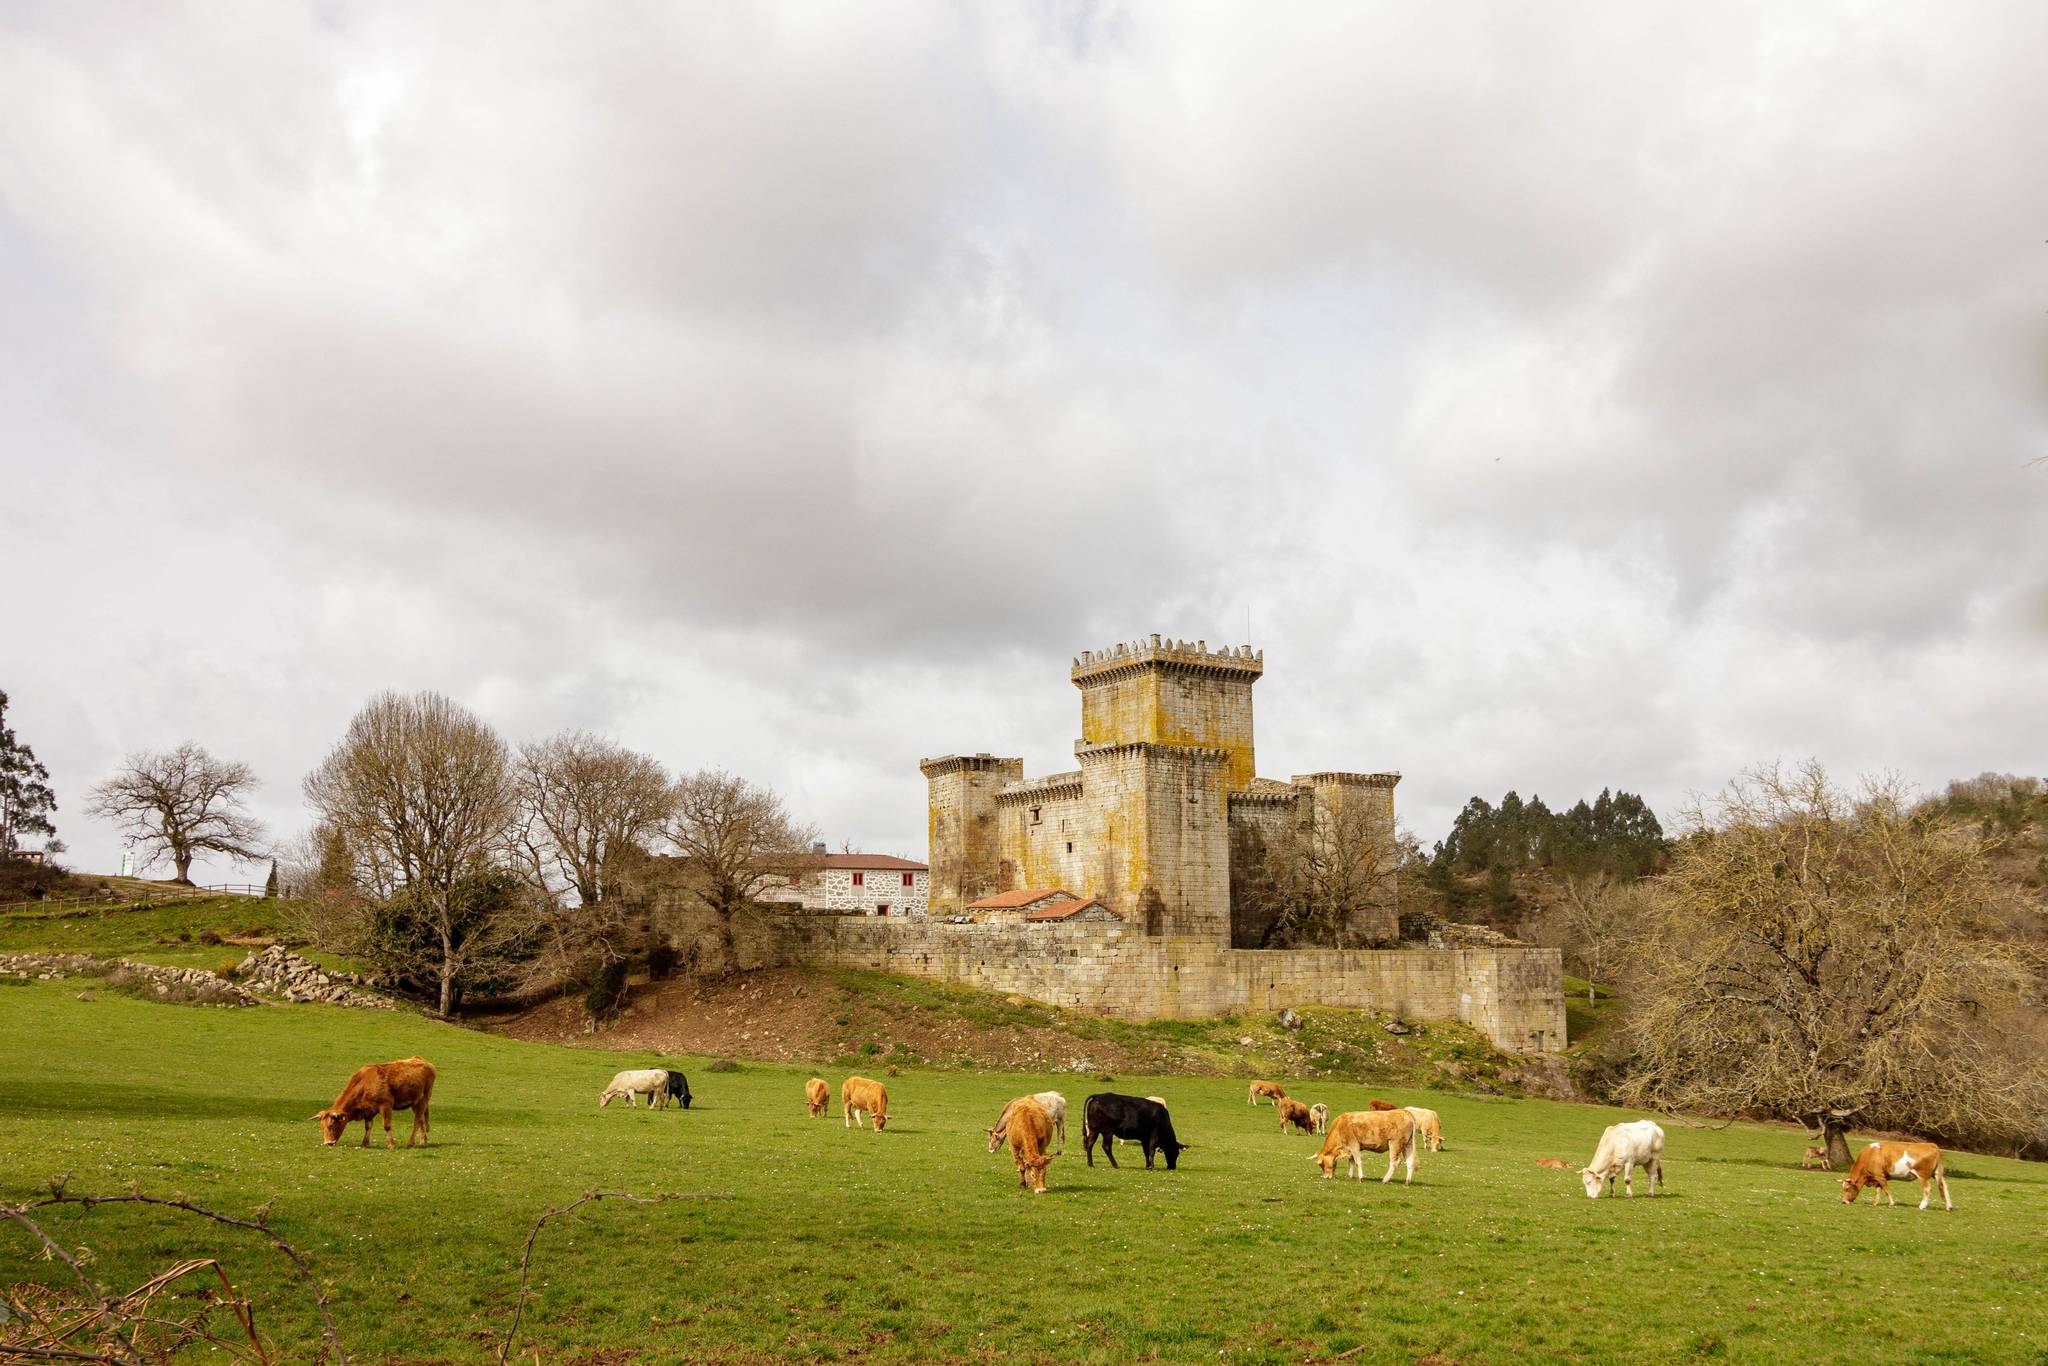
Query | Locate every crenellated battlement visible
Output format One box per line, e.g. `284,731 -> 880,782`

1072,634 -> 1264,684
920,752 -> 1024,779
995,771 -> 1086,804
1292,771 -> 1403,788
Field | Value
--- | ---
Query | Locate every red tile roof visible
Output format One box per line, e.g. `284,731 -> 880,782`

966,887 -> 1075,910
816,854 -> 928,871
1024,897 -> 1119,922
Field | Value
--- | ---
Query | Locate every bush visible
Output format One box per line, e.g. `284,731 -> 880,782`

198,929 -> 223,946
583,961 -> 628,1018
706,1059 -> 740,1073
860,1041 -> 882,1056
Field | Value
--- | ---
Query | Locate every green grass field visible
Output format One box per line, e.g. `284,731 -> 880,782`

1,981 -> 2043,1364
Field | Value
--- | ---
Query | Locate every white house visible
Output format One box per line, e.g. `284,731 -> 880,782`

762,853 -> 929,917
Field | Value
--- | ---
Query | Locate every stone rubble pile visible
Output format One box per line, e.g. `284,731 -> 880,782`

235,945 -> 395,1008
0,952 -> 259,1006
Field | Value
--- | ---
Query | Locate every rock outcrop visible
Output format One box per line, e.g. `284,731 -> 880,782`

235,945 -> 394,1008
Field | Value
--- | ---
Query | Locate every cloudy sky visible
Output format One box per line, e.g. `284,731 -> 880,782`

5,2 -> 2045,883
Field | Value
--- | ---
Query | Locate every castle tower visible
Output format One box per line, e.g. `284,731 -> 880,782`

1071,637 -> 1263,792
1076,740 -> 1232,939
919,753 -> 1023,915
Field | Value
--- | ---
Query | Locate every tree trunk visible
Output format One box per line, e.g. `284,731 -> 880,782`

1587,982 -> 1597,1005
715,912 -> 737,976
1823,1122 -> 1853,1170
174,851 -> 194,885
437,960 -> 455,1019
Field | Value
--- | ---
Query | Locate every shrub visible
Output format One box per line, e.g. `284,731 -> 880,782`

583,961 -> 628,1018
706,1059 -> 740,1073
860,1041 -> 882,1056
198,929 -> 223,946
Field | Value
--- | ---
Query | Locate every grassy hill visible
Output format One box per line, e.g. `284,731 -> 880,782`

2,979 -> 2044,1364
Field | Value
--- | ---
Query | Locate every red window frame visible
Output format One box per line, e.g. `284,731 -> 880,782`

902,872 -> 914,887
852,871 -> 864,887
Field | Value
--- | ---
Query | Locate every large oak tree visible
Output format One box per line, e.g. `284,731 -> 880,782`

87,743 -> 266,884
1618,762 -> 2043,1164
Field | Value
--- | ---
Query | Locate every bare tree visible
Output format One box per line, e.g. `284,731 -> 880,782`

303,691 -> 522,1017
661,769 -> 817,970
1236,796 -> 1400,949
1618,761 -> 2045,1165
1543,874 -> 1650,1004
514,730 -> 671,906
86,743 -> 267,884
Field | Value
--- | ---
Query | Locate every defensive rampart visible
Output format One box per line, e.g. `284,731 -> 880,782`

744,914 -> 1566,1054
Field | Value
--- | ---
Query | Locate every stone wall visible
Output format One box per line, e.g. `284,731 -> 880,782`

745,914 -> 1566,1054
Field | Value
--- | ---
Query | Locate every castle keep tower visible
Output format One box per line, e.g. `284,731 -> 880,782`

1073,636 -> 1262,791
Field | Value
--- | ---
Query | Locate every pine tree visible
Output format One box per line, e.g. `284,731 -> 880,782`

0,690 -> 59,858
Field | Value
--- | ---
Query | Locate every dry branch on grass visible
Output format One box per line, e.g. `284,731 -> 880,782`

2,1185 -> 702,1366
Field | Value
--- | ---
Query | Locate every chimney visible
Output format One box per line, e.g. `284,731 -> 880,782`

812,841 -> 827,855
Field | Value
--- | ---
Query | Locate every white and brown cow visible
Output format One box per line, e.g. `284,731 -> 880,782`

1842,1142 -> 1951,1211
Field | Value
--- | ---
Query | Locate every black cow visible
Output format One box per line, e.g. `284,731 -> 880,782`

661,1071 -> 693,1110
1082,1093 -> 1186,1169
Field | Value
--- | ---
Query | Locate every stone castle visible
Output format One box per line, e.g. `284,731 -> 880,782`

921,636 -> 1399,945
747,638 -> 1567,1054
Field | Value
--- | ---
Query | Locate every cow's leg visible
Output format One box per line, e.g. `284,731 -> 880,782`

1055,1116 -> 1064,1153
1104,1133 -> 1120,1168
1648,1157 -> 1660,1196
1381,1147 -> 1397,1184
1916,1172 -> 1933,1210
844,1102 -> 853,1129
360,1116 -> 374,1148
381,1104 -> 396,1150
1936,1166 -> 1953,1211
1083,1129 -> 1096,1167
1403,1141 -> 1416,1185
1622,1159 -> 1634,1198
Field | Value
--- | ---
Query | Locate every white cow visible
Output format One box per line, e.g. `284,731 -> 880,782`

1403,1106 -> 1443,1152
991,1090 -> 1069,1154
1581,1119 -> 1665,1198
599,1068 -> 669,1109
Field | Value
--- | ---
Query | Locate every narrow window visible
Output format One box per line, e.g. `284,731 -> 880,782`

1030,806 -> 1042,825
902,872 -> 914,887
852,871 -> 864,887
1066,841 -> 1074,854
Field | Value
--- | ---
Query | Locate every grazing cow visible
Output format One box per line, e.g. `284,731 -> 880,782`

990,1091 -> 1067,1154
1117,1097 -> 1168,1149
1309,1110 -> 1418,1184
1082,1094 -> 1187,1170
1248,1080 -> 1287,1107
1581,1120 -> 1665,1199
1403,1106 -> 1444,1153
1309,1103 -> 1329,1135
1536,1158 -> 1571,1170
1801,1145 -> 1833,1171
1277,1098 -> 1316,1135
599,1068 -> 669,1109
1841,1142 -> 1951,1211
992,1096 -> 1056,1193
842,1075 -> 889,1131
313,1057 -> 434,1149
657,1070 -> 693,1110
805,1077 -> 830,1118
1368,1098 -> 1398,1111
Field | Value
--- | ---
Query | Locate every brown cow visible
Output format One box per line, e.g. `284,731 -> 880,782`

1801,1145 -> 1833,1171
842,1075 -> 888,1131
998,1096 -> 1055,1193
1248,1080 -> 1287,1107
1535,1158 -> 1571,1170
1842,1142 -> 1952,1211
1277,1098 -> 1316,1135
313,1057 -> 435,1149
1310,1109 -> 1418,1184
805,1077 -> 830,1118
1368,1098 -> 1398,1111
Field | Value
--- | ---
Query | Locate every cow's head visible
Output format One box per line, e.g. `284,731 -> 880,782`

312,1109 -> 346,1146
986,1126 -> 1006,1154
1161,1139 -> 1185,1170
1023,1156 -> 1052,1194
1839,1176 -> 1862,1204
1310,1151 -> 1336,1179
1579,1168 -> 1606,1199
